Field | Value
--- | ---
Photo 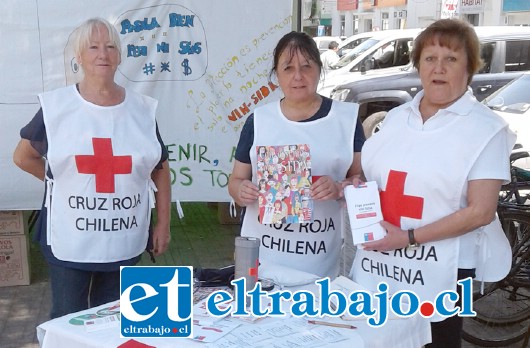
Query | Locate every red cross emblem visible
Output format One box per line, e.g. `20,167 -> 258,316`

380,170 -> 424,227
75,138 -> 132,193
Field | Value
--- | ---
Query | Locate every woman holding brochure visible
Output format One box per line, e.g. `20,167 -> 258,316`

228,31 -> 365,279
349,19 -> 515,347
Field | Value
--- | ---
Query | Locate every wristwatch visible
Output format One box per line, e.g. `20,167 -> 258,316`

407,228 -> 419,250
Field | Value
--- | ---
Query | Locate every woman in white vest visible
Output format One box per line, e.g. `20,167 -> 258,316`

228,31 -> 365,280
350,19 -> 516,347
13,18 -> 171,318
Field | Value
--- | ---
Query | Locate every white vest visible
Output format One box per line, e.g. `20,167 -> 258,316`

353,96 -> 511,321
242,100 -> 359,278
41,85 -> 161,263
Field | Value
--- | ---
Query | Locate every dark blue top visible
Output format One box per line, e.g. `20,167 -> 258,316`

20,106 -> 169,271
235,96 -> 366,163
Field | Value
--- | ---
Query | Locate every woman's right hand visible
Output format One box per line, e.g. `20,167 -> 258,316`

228,160 -> 258,207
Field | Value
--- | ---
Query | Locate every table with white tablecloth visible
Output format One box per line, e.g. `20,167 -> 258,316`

37,298 -> 431,348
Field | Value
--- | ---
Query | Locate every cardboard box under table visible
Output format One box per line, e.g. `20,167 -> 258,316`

0,211 -> 26,236
0,211 -> 30,287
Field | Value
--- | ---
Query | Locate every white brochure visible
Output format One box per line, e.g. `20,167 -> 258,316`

344,181 -> 386,246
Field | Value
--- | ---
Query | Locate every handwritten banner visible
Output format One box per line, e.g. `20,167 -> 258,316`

0,0 -> 292,209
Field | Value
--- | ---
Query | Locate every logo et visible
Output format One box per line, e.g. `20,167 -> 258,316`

120,266 -> 193,338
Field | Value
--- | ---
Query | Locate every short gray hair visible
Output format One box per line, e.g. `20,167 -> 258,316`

328,41 -> 339,50
73,18 -> 121,59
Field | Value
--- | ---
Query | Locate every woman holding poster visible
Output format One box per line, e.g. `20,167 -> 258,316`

351,19 -> 515,347
13,18 -> 171,318
228,31 -> 365,279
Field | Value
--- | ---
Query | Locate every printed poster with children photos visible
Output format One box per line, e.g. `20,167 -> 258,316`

256,144 -> 313,224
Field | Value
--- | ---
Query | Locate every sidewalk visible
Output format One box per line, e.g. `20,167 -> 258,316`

0,202 -> 238,348
0,202 -> 527,347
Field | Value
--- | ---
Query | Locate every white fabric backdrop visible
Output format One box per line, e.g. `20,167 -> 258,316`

0,0 -> 292,209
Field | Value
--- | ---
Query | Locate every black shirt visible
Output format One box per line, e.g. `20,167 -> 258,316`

234,96 -> 365,164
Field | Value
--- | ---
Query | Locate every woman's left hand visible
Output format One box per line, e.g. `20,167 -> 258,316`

151,223 -> 171,256
311,175 -> 342,201
361,221 -> 409,252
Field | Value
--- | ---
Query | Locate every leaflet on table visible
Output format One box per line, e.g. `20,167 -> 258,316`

191,319 -> 242,343
69,301 -> 121,332
193,296 -> 233,325
254,318 -> 353,347
233,296 -> 273,323
256,144 -> 313,224
344,181 -> 386,245
84,313 -> 120,332
217,319 -> 352,348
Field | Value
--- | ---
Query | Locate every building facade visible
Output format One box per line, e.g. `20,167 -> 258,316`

304,0 -> 530,37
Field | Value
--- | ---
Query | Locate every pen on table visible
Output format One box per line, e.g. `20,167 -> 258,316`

307,320 -> 356,329
329,301 -> 337,311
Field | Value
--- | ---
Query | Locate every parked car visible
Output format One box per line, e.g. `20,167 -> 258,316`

329,26 -> 530,137
483,72 -> 530,169
319,29 -> 423,97
313,36 -> 343,54
336,31 -> 377,57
